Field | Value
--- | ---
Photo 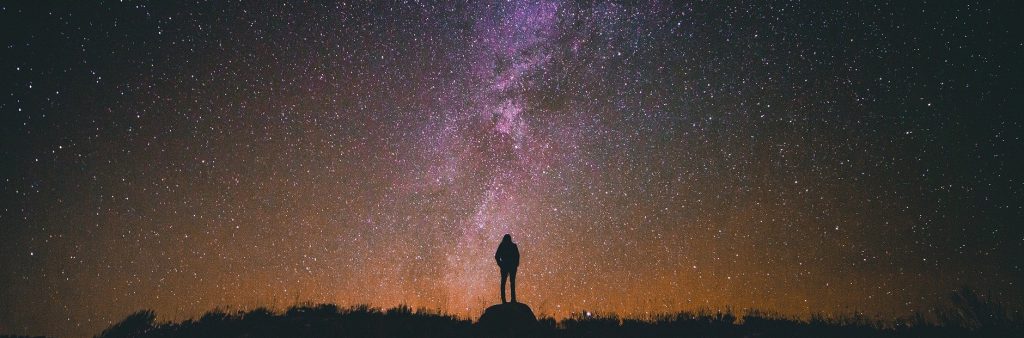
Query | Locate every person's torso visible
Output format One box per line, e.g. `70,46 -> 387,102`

500,243 -> 519,268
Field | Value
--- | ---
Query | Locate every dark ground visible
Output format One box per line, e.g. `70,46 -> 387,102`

1,288 -> 1019,338
74,288 -> 1024,338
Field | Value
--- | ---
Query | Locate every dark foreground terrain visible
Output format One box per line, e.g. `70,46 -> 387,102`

87,306 -> 1018,338
4,288 -> 1020,338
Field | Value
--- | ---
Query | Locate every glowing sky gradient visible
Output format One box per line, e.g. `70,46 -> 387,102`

1,1 -> 1022,337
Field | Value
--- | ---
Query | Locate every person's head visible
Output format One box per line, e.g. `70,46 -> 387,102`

503,234 -> 512,242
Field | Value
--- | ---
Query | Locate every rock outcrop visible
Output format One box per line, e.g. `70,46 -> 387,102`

476,302 -> 538,335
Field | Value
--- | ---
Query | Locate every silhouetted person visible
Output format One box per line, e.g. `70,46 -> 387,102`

495,234 -> 520,303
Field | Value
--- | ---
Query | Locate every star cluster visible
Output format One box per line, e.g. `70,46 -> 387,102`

1,1 -> 1022,337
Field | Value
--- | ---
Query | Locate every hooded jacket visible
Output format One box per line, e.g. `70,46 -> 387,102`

495,237 -> 520,271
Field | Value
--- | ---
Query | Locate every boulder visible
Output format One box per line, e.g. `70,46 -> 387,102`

476,302 -> 538,335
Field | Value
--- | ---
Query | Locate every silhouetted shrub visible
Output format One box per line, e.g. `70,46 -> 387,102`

96,310 -> 156,338
938,287 -> 1014,329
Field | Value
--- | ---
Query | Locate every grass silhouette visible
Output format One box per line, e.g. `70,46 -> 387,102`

80,288 -> 1022,338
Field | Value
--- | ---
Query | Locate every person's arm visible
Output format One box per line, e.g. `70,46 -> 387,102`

512,244 -> 520,265
495,246 -> 502,265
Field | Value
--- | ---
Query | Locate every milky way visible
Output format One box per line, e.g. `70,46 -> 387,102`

1,1 -> 1022,337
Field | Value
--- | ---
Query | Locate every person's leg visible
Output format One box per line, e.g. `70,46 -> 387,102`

510,269 -> 517,303
500,270 -> 508,303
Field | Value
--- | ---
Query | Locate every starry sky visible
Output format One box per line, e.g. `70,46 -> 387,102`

1,1 -> 1022,337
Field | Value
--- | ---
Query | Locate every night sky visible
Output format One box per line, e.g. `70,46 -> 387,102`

2,1 -> 1022,337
